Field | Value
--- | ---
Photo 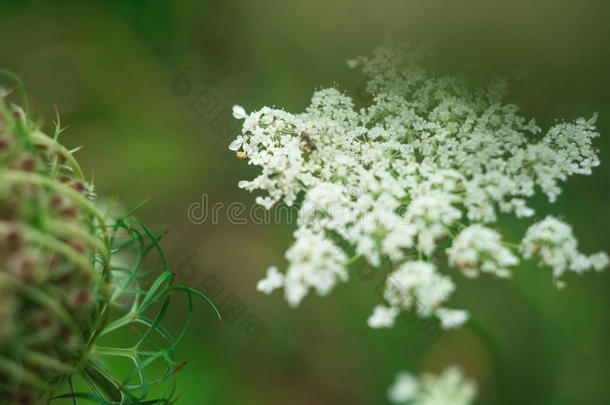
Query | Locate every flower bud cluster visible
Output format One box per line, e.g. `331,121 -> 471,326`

0,97 -> 108,404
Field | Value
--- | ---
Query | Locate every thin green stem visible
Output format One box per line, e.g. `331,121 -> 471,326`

68,377 -> 78,405
343,253 -> 363,267
465,317 -> 509,405
455,221 -> 468,229
502,241 -> 520,249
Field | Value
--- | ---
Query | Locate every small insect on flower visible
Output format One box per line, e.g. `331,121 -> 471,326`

299,131 -> 317,153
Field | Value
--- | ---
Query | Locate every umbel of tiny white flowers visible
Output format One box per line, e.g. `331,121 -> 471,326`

230,43 -> 609,331
387,366 -> 477,405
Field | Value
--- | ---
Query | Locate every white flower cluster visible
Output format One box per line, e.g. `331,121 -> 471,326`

447,225 -> 518,279
520,216 -> 609,288
388,366 -> 477,405
367,261 -> 468,330
257,228 -> 348,306
232,43 -> 608,329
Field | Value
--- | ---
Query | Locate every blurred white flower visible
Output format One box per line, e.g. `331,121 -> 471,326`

590,251 -> 610,271
383,261 -> 455,318
367,305 -> 399,328
435,308 -> 469,330
257,266 -> 284,294
520,216 -> 609,283
447,225 -> 518,279
388,372 -> 418,403
346,59 -> 360,69
388,366 -> 477,405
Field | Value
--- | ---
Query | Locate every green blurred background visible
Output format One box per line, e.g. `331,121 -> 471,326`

1,0 -> 610,404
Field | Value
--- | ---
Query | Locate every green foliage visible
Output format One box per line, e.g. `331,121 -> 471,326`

53,216 -> 219,405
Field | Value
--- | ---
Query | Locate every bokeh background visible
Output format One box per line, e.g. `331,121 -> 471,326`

1,1 -> 610,404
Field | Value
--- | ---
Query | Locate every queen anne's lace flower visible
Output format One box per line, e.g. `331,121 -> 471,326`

258,228 -> 348,307
447,225 -> 518,279
520,216 -> 609,288
388,366 -> 477,405
231,43 -> 608,329
382,261 -> 455,318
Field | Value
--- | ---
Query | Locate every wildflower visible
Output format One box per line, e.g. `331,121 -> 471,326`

282,228 -> 348,307
367,305 -> 399,328
447,225 -> 518,279
383,261 -> 455,318
230,43 -> 608,329
388,366 -> 477,405
520,216 -> 608,285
